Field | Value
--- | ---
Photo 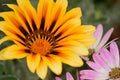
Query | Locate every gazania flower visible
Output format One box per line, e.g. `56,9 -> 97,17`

80,42 -> 120,80
0,0 -> 95,79
90,24 -> 114,54
55,72 -> 74,80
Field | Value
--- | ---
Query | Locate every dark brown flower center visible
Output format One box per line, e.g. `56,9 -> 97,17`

109,67 -> 120,79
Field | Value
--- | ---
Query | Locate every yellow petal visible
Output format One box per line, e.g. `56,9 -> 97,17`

72,25 -> 96,35
44,0 -> 54,31
0,18 -> 26,41
78,36 -> 96,47
70,43 -> 88,56
0,36 -> 10,45
17,0 -> 38,30
36,56 -> 48,79
52,7 -> 81,33
58,50 -> 83,67
56,40 -> 88,56
26,53 -> 40,73
37,0 -> 44,26
57,34 -> 88,43
0,12 -> 25,34
54,18 -> 81,40
52,0 -> 67,20
37,0 -> 54,30
2,45 -> 28,59
45,54 -> 62,75
6,4 -> 30,34
0,47 -> 8,60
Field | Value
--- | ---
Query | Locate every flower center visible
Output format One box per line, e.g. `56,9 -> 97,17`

30,39 -> 51,55
109,67 -> 120,79
25,30 -> 56,55
88,49 -> 95,55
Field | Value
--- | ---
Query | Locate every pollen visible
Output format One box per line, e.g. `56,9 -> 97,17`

30,39 -> 52,55
109,67 -> 120,79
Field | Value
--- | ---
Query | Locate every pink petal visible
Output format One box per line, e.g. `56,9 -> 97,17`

96,28 -> 114,51
100,48 -> 115,68
66,72 -> 74,80
80,70 -> 109,80
80,70 -> 98,79
55,77 -> 62,80
92,24 -> 103,48
110,42 -> 119,67
87,61 -> 109,73
93,53 -> 112,71
114,78 -> 120,80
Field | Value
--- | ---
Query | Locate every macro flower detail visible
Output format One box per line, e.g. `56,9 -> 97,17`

0,0 -> 95,79
90,24 -> 114,54
80,42 -> 120,80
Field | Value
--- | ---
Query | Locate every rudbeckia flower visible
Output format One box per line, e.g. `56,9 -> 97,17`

80,42 -> 120,80
0,0 -> 95,79
90,24 -> 114,54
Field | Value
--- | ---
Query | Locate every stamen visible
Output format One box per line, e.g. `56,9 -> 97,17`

31,39 -> 51,55
88,48 -> 95,55
109,67 -> 120,79
25,30 -> 56,55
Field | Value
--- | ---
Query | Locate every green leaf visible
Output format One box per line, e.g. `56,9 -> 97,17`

4,61 -> 15,75
30,0 -> 38,9
0,31 -> 6,39
0,0 -> 17,12
0,63 -> 4,74
0,40 -> 14,50
0,76 -> 17,80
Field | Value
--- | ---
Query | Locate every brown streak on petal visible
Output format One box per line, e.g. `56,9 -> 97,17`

55,32 -> 62,39
49,21 -> 56,32
40,18 -> 45,30
32,20 -> 37,31
19,26 -> 28,36
25,21 -> 33,33
16,34 -> 25,42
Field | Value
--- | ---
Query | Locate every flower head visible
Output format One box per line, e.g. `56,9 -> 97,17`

90,24 -> 114,54
80,41 -> 120,80
0,0 -> 95,79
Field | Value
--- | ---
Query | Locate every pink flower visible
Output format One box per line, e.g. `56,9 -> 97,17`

90,24 -> 114,53
80,42 -> 120,80
55,72 -> 74,80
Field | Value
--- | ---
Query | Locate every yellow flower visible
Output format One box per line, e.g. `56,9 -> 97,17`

0,0 -> 95,79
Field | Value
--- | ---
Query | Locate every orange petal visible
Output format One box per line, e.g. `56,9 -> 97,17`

52,7 -> 82,33
37,0 -> 54,30
17,0 -> 38,30
54,18 -> 81,40
6,4 -> 31,34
